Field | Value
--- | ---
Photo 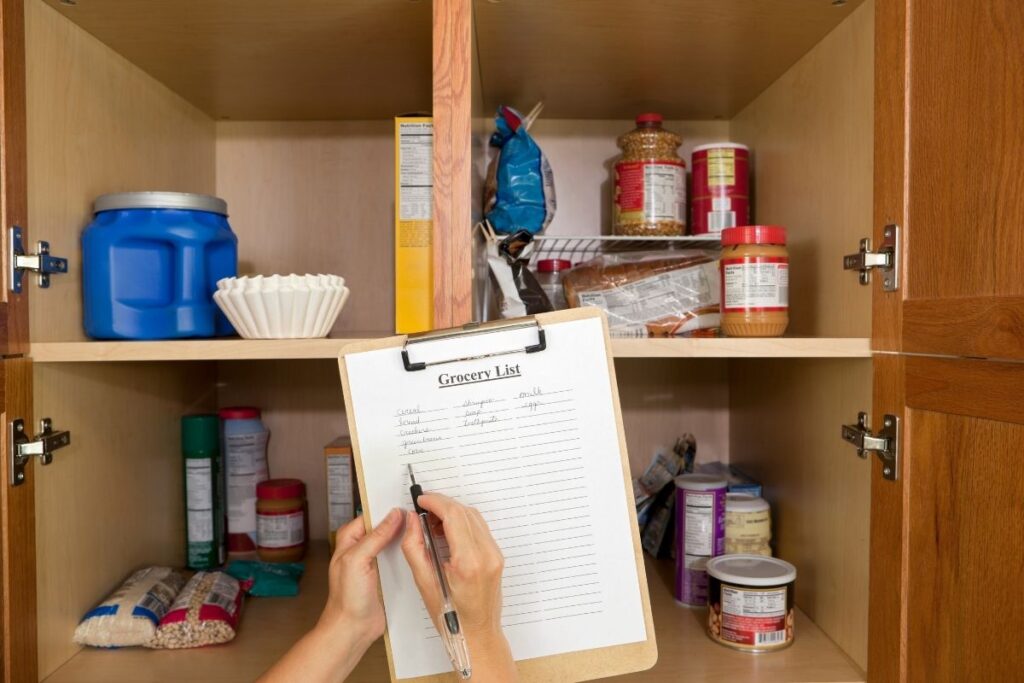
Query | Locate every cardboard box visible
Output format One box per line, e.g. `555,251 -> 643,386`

324,437 -> 358,550
395,116 -> 434,334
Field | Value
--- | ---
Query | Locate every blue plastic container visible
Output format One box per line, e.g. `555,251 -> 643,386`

82,192 -> 238,339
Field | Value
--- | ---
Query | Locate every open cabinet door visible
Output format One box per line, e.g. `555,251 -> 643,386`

870,1 -> 1024,681
0,0 -> 36,680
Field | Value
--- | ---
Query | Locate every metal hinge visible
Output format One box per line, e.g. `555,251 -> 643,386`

9,226 -> 69,293
841,412 -> 900,481
9,418 -> 71,486
844,224 -> 899,291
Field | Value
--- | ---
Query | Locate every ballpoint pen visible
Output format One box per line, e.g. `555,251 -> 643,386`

408,463 -> 472,679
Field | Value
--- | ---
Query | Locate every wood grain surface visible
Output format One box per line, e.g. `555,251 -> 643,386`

39,0 -> 432,120
25,0 -> 216,343
906,355 -> 1024,427
0,0 -> 29,356
730,0 -> 873,339
903,296 -> 1024,360
1,360 -> 34,683
473,0 -> 865,120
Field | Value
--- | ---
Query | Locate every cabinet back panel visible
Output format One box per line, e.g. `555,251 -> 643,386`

34,362 -> 215,678
729,358 -> 871,670
26,0 -> 216,343
215,122 -> 394,335
729,0 -> 874,338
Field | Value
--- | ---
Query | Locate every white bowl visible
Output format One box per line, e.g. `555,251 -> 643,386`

214,274 -> 349,339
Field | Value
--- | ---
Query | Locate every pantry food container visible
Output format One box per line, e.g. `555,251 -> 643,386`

613,113 -> 687,236
706,555 -> 797,653
82,192 -> 238,339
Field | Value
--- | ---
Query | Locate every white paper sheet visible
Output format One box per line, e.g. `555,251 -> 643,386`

344,316 -> 646,679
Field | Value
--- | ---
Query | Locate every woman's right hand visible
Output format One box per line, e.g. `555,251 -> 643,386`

400,493 -> 516,680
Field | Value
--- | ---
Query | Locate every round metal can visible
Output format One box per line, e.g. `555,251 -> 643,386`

690,143 -> 750,235
706,554 -> 797,652
674,474 -> 727,606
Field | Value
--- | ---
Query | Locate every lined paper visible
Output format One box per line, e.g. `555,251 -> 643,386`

344,317 -> 646,679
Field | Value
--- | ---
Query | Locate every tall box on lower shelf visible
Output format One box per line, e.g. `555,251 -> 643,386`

325,437 -> 359,551
395,116 -> 434,334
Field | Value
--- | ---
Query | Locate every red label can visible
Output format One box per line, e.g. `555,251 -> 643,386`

691,143 -> 750,235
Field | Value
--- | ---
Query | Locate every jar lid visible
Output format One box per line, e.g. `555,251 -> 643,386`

692,142 -> 750,153
219,406 -> 261,420
722,225 -> 787,246
707,554 -> 796,586
94,191 -> 228,216
635,112 -> 663,124
726,492 -> 770,512
537,259 -> 572,273
675,474 -> 727,491
258,478 -> 306,499
181,415 -> 219,456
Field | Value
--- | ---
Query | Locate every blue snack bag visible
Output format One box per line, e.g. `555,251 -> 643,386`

484,106 -> 556,235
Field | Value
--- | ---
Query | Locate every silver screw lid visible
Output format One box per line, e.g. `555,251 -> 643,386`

94,191 -> 228,216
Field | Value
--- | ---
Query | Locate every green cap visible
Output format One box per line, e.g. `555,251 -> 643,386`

182,414 -> 219,457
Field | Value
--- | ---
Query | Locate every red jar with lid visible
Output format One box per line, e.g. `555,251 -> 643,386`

256,478 -> 308,562
720,226 -> 789,337
535,258 -> 572,310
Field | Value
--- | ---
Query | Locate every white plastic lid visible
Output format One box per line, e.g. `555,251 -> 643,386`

707,554 -> 796,586
692,142 -> 750,153
675,474 -> 727,491
726,493 -> 770,513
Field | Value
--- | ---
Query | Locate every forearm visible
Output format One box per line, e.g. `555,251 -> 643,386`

258,619 -> 376,683
465,629 -> 517,683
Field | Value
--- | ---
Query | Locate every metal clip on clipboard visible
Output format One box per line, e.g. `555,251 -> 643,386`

401,317 -> 547,371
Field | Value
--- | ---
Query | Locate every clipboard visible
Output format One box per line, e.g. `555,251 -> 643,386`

338,307 -> 658,683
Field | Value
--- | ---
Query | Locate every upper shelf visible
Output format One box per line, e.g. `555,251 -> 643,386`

41,0 -> 432,120
29,336 -> 870,363
474,0 -> 867,119
43,0 -> 864,121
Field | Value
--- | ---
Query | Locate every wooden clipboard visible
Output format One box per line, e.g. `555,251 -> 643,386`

337,307 -> 658,683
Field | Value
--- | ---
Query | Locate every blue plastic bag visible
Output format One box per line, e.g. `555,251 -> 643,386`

484,106 -> 556,235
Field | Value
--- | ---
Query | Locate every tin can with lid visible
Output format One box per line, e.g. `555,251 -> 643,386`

674,474 -> 727,606
725,492 -> 772,556
707,554 -> 797,652
691,143 -> 750,235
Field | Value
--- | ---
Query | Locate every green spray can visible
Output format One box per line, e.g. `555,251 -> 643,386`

182,415 -> 225,569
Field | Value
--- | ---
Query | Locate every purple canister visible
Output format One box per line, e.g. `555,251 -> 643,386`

675,474 -> 727,606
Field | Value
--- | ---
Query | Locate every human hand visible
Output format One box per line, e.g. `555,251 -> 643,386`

319,509 -> 403,644
400,494 -> 508,651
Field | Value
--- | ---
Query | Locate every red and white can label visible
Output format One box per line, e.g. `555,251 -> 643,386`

719,585 -> 789,647
615,160 -> 686,223
721,257 -> 789,313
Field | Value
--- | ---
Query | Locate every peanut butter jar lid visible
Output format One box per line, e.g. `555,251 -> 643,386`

726,493 -> 770,512
707,554 -> 796,586
257,478 -> 305,500
722,225 -> 787,246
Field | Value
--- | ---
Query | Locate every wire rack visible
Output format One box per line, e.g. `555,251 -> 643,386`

530,234 -> 721,263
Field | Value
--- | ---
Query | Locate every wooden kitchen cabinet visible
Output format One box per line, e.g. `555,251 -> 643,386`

0,1 -> 1020,681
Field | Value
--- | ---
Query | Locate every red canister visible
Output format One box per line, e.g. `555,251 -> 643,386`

691,143 -> 750,235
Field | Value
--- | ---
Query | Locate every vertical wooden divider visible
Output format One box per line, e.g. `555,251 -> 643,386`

432,0 -> 474,329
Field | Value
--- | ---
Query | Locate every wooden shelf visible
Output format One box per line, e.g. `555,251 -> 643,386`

29,336 -> 871,363
45,546 -> 863,682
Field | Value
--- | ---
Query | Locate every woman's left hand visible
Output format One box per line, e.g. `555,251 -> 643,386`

319,508 -> 404,640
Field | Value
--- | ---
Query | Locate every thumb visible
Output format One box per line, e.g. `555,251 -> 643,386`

400,510 -> 442,615
350,508 -> 402,561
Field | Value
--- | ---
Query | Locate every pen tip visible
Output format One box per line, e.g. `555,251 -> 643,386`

407,463 -> 415,483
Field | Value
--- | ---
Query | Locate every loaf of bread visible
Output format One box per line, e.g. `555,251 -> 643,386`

561,251 -> 721,337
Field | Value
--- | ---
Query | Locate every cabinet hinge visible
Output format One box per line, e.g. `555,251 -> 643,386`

841,412 -> 899,481
9,418 -> 71,486
844,224 -> 899,291
9,226 -> 69,293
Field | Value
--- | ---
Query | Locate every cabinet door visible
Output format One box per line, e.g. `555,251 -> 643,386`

871,2 -> 1024,681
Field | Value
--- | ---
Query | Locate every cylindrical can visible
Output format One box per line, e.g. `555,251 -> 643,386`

707,555 -> 797,652
674,474 -> 727,606
182,415 -> 225,570
691,143 -> 750,235
220,407 -> 270,556
725,492 -> 772,556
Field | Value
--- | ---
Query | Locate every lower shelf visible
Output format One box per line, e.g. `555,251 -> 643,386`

29,336 -> 871,362
45,545 -> 864,683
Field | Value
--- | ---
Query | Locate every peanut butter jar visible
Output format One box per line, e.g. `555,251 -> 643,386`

720,226 -> 789,337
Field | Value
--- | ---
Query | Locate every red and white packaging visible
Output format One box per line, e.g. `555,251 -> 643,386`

706,554 -> 796,652
150,571 -> 243,649
719,226 -> 788,314
691,143 -> 750,235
